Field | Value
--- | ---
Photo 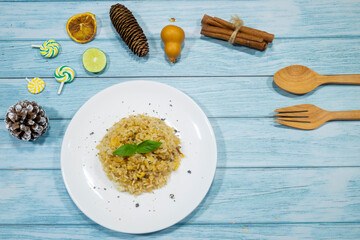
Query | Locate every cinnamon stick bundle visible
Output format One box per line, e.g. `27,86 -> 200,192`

202,24 -> 264,43
200,29 -> 267,51
200,14 -> 274,51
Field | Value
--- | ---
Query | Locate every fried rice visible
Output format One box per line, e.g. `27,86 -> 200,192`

96,114 -> 183,195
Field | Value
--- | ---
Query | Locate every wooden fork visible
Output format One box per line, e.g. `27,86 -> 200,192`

274,104 -> 360,130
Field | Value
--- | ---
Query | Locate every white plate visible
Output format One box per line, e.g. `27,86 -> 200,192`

61,81 -> 217,234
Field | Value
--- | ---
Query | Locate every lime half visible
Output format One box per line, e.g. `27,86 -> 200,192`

82,48 -> 107,73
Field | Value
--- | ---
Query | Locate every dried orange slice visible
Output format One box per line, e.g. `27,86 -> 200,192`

66,12 -> 97,43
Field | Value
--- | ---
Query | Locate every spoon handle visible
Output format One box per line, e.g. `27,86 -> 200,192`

319,74 -> 360,84
329,110 -> 360,120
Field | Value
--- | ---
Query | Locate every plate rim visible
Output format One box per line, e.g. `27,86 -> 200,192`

60,80 -> 217,234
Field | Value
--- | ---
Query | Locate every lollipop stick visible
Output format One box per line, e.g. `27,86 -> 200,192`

57,82 -> 65,95
31,45 -> 42,48
25,77 -> 31,83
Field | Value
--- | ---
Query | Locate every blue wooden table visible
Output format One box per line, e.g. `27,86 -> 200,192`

1,0 -> 360,239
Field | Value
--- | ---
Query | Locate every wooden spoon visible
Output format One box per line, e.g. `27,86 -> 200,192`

274,65 -> 360,94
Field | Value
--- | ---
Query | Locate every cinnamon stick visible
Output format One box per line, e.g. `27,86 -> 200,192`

202,24 -> 264,43
200,29 -> 267,51
202,14 -> 274,43
212,17 -> 235,31
201,14 -> 224,28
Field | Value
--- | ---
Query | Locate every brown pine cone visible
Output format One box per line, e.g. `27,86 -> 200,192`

4,100 -> 49,141
110,3 -> 149,57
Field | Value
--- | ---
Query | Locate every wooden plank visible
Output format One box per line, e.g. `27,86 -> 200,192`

1,223 -> 360,239
1,168 -> 360,224
0,0 -> 359,238
1,119 -> 360,169
1,77 -> 360,119
0,0 -> 359,39
0,38 -> 360,78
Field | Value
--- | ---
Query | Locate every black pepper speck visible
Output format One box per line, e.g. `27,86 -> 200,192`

104,188 -> 107,190
135,203 -> 139,208
90,132 -> 94,135
187,170 -> 192,174
169,194 -> 175,199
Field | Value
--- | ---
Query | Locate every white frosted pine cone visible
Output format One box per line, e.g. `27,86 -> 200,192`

4,100 -> 49,141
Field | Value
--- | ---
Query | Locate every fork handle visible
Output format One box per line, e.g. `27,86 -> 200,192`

319,75 -> 360,84
329,110 -> 360,120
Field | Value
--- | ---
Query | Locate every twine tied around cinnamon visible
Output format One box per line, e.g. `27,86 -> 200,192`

200,14 -> 274,51
228,15 -> 243,44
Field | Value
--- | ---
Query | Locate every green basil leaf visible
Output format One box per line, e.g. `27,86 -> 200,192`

113,144 -> 137,156
136,140 -> 162,154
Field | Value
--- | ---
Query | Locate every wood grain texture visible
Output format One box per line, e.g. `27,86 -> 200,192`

1,168 -> 360,224
1,223 -> 360,240
0,0 -> 359,39
275,104 -> 360,130
0,38 -> 360,78
274,65 -> 360,95
1,77 -> 360,119
1,0 -> 360,238
1,119 -> 360,169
